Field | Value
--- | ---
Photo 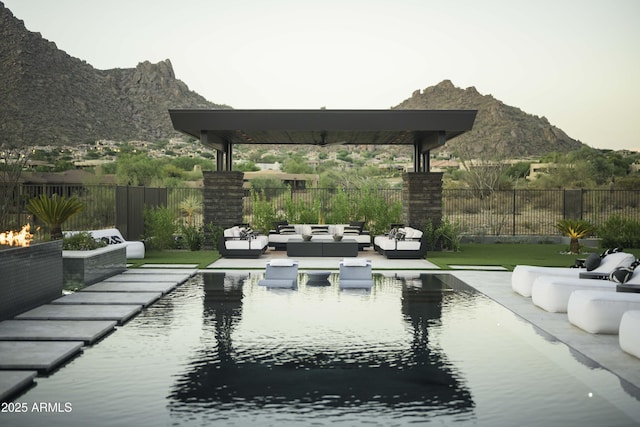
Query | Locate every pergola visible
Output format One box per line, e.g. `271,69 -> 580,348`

168,109 -> 477,172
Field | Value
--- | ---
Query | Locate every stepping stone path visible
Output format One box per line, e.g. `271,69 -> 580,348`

0,266 -> 197,402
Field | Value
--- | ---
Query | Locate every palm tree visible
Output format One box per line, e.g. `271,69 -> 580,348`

26,194 -> 85,240
555,219 -> 595,254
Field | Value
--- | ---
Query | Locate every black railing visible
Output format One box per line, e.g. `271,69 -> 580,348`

3,185 -> 639,237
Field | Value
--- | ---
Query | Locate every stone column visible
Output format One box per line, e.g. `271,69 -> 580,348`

402,172 -> 443,230
203,171 -> 244,229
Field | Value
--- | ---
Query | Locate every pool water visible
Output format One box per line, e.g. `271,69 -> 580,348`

2,272 -> 639,426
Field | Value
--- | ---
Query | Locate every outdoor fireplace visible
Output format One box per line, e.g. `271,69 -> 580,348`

0,240 -> 63,321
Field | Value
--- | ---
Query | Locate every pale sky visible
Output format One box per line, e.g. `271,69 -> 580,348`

4,0 -> 640,151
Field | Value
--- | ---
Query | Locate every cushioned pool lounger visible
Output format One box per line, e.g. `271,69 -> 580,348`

258,259 -> 299,288
619,310 -> 640,359
339,258 -> 373,289
567,290 -> 640,334
512,252 -> 635,297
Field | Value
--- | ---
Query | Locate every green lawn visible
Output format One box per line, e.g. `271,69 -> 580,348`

427,243 -> 640,270
127,244 -> 640,271
128,250 -> 220,268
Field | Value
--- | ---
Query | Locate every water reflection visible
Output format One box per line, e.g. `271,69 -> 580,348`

168,272 -> 473,418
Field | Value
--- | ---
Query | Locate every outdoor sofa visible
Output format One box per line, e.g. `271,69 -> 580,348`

218,225 -> 269,258
65,227 -> 145,259
268,221 -> 371,250
373,225 -> 427,259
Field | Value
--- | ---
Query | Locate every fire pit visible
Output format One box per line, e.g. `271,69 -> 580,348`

0,225 -> 63,321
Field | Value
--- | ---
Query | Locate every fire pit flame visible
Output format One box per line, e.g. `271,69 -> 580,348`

0,224 -> 33,247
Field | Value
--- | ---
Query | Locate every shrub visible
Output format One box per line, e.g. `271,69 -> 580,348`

436,218 -> 464,252
598,215 -> 640,249
143,206 -> 177,250
63,231 -> 107,251
180,224 -> 205,251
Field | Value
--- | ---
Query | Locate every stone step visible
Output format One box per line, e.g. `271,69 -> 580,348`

15,304 -> 142,325
51,292 -> 161,307
0,371 -> 37,402
0,341 -> 84,372
82,281 -> 178,295
0,320 -> 116,344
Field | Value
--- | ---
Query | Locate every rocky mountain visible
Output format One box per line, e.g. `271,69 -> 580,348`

1,2 -> 583,159
394,80 -> 585,158
0,2 -> 229,147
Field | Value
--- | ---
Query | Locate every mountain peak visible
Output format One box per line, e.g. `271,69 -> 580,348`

394,81 -> 583,157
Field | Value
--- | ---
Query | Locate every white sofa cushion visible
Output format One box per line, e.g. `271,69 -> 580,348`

620,310 -> 640,359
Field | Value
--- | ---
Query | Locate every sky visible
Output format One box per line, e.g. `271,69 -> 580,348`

3,0 -> 640,151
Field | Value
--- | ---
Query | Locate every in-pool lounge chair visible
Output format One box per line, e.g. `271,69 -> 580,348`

258,259 -> 299,288
512,251 -> 635,297
531,267 -> 640,313
339,258 -> 373,289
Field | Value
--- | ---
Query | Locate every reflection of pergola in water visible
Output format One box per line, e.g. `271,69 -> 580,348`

167,273 -> 474,414
169,109 -> 476,228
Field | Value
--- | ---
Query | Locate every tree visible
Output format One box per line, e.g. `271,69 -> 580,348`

0,120 -> 30,229
26,194 -> 85,240
555,219 -> 595,254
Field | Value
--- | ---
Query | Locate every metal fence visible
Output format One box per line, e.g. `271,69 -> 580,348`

3,185 -> 639,237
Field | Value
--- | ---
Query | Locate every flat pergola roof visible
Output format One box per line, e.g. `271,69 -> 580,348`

168,109 -> 477,171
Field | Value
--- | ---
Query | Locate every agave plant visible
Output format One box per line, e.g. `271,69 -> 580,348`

26,194 -> 85,240
555,219 -> 595,254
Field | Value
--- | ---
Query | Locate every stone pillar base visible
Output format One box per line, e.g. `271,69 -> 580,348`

203,171 -> 244,229
402,172 -> 443,230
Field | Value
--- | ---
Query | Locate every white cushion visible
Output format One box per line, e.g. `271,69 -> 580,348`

567,290 -> 640,334
269,259 -> 296,267
512,252 -> 635,297
531,275 -> 618,313
619,310 -> 640,359
341,258 -> 369,267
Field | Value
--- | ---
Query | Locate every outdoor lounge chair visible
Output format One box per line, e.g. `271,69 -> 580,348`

258,259 -> 299,288
567,290 -> 640,334
530,269 -> 640,313
339,258 -> 373,289
619,310 -> 640,359
511,251 -> 635,297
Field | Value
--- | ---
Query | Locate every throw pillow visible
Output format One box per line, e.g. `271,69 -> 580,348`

585,252 -> 602,271
610,266 -> 635,284
600,247 -> 623,257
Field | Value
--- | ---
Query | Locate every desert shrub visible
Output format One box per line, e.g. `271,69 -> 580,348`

63,231 -> 107,251
143,206 -> 177,250
597,215 -> 640,249
180,224 -> 205,251
436,218 -> 464,252
249,189 -> 281,234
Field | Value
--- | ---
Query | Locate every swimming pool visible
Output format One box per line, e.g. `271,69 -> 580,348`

2,272 -> 639,426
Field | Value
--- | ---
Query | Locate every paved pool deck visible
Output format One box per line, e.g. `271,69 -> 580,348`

1,251 -> 639,405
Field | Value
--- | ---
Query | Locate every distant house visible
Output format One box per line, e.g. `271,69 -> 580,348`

242,170 -> 319,189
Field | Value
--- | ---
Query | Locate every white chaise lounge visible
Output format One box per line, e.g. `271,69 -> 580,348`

567,290 -> 640,334
531,268 -> 640,313
339,258 -> 373,289
512,251 -> 635,297
258,259 -> 299,288
619,310 -> 640,359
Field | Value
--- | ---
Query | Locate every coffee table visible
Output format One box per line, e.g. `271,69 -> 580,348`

286,238 -> 358,257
